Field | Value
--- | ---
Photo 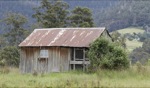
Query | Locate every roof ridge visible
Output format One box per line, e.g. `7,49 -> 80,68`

34,27 -> 106,30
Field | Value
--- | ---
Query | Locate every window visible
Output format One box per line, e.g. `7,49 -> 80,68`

40,49 -> 48,58
75,49 -> 83,60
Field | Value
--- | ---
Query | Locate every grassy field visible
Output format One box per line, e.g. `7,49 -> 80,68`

117,27 -> 144,35
126,39 -> 143,51
0,66 -> 150,87
117,27 -> 144,52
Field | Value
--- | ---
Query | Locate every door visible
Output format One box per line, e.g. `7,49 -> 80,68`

38,58 -> 48,73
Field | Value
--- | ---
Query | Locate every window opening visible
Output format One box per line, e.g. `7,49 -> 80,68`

75,49 -> 83,61
40,49 -> 48,58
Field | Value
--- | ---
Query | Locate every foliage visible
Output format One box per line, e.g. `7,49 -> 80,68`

116,27 -> 145,52
146,59 -> 150,66
111,31 -> 126,48
88,37 -> 129,71
138,32 -> 150,42
130,38 -> 150,64
0,1 -> 38,34
0,46 -> 19,67
96,1 -> 150,31
116,29 -> 149,44
32,0 -> 69,28
69,7 -> 94,27
33,1 -> 95,28
3,12 -> 28,46
0,1 -> 116,33
1,1 -> 150,32
0,35 -> 6,49
0,12 -> 28,67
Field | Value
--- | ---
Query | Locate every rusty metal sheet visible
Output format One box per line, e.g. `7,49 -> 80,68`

19,28 -> 106,47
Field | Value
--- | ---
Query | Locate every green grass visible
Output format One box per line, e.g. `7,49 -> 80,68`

117,27 -> 144,52
126,39 -> 143,52
0,67 -> 150,87
117,27 -> 144,35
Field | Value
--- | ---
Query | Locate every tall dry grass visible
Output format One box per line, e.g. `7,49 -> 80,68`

0,65 -> 150,87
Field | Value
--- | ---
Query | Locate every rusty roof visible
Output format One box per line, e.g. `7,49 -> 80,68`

19,28 -> 106,47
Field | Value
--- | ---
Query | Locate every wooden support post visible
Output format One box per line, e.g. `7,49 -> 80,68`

73,48 -> 75,70
58,47 -> 60,72
83,48 -> 85,72
68,48 -> 70,71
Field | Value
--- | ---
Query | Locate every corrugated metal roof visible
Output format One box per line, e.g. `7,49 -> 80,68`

19,28 -> 106,47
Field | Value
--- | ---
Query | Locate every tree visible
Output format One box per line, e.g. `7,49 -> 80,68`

96,1 -> 150,31
3,12 -> 28,46
0,35 -> 6,49
0,46 -> 19,67
111,31 -> 126,49
130,38 -> 150,64
88,37 -> 129,71
32,0 -> 69,28
69,7 -> 94,27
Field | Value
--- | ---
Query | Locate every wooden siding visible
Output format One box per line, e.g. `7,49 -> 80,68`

20,47 -> 39,73
20,47 -> 70,73
60,48 -> 70,71
50,47 -> 60,72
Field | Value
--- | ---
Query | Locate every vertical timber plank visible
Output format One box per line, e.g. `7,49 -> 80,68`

67,48 -> 70,71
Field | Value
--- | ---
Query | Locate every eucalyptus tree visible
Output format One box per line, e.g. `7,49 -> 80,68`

69,7 -> 94,27
33,0 -> 69,28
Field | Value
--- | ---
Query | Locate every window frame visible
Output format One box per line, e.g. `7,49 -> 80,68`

39,49 -> 49,58
75,48 -> 84,61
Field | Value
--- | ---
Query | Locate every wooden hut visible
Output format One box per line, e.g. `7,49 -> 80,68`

19,28 -> 112,73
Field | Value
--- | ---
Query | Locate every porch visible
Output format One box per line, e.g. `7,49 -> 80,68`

69,48 -> 90,71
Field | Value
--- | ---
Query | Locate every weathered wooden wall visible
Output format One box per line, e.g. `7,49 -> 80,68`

60,47 -> 70,71
19,47 -> 39,73
19,47 -> 70,73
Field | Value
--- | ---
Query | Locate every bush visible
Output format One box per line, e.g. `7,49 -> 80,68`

0,46 -> 19,67
111,31 -> 126,49
130,38 -> 150,64
88,37 -> 129,71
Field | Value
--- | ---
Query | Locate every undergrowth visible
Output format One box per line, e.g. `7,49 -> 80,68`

0,66 -> 150,87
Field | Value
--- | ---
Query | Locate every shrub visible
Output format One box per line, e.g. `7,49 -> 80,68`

0,46 -> 19,67
130,38 -> 150,64
111,31 -> 126,49
88,37 -> 129,71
